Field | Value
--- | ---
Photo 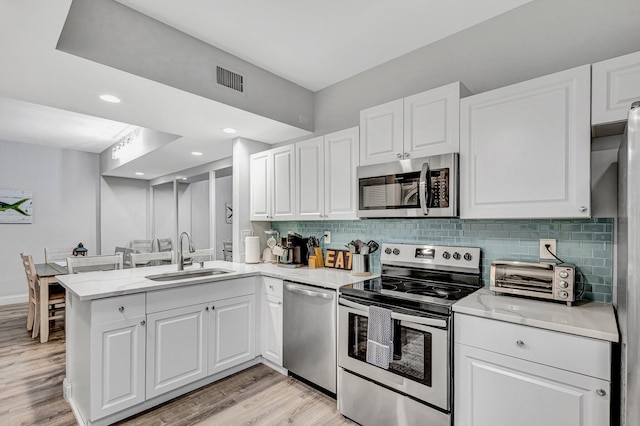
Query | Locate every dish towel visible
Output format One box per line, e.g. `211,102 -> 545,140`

366,305 -> 394,369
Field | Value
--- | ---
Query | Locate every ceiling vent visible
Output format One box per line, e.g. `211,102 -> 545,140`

216,66 -> 244,93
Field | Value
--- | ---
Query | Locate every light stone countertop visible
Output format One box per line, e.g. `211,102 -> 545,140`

452,288 -> 619,342
56,260 -> 378,301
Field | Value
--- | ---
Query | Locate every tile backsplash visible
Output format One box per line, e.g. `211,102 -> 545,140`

271,218 -> 614,303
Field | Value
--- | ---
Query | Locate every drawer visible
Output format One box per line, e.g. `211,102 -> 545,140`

92,293 -> 145,326
454,314 -> 611,380
263,277 -> 283,297
147,277 -> 256,313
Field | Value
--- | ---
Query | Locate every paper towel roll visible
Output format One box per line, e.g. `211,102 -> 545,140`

245,236 -> 261,264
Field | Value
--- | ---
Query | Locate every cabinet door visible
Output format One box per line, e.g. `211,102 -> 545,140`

360,99 -> 403,166
460,65 -> 591,219
404,82 -> 462,157
208,294 -> 256,375
592,50 -> 640,125
325,127 -> 359,220
249,151 -> 271,220
295,136 -> 324,220
261,293 -> 283,366
146,304 -> 207,399
271,145 -> 296,221
454,343 -> 610,426
90,318 -> 145,419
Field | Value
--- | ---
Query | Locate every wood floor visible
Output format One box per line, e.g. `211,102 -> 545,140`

0,303 -> 356,426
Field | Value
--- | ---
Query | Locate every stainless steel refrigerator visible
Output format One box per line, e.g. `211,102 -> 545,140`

616,101 -> 640,426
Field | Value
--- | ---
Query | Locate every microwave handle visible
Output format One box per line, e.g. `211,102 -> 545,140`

419,162 -> 430,216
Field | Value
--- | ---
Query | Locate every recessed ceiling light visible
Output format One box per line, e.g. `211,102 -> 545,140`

191,151 -> 203,156
222,127 -> 237,134
99,94 -> 121,103
135,172 -> 144,176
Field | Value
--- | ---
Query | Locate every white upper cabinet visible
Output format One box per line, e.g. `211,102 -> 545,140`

324,127 -> 360,220
592,50 -> 640,126
360,99 -> 403,165
295,136 -> 325,220
294,127 -> 359,220
360,82 -> 467,166
250,145 -> 295,221
460,65 -> 591,219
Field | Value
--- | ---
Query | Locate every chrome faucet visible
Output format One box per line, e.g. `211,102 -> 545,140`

178,231 -> 195,271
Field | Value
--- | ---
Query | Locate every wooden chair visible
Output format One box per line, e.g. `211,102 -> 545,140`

154,238 -> 173,252
181,248 -> 215,264
44,247 -> 75,264
20,253 -> 65,338
114,246 -> 134,268
130,251 -> 174,268
127,239 -> 154,254
67,253 -> 123,274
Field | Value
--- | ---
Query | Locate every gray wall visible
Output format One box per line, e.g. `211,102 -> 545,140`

313,0 -> 640,135
100,176 -> 149,253
190,179 -> 211,250
0,139 -> 99,303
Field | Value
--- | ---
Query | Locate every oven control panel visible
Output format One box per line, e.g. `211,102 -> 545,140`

381,243 -> 481,273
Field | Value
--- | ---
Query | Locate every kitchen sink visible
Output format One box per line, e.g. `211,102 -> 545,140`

145,268 -> 235,282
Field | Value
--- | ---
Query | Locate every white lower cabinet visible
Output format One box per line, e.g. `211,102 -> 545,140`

90,300 -> 146,419
208,294 -> 256,374
146,304 -> 207,399
454,314 -> 611,426
260,277 -> 284,366
68,278 -> 258,425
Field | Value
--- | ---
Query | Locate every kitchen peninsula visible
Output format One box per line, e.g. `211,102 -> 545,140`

57,261 -> 371,426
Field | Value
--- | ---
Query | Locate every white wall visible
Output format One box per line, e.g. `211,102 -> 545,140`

153,182 -> 175,244
100,176 -> 149,254
0,140 -> 99,304
215,174 -> 232,260
190,179 -> 210,250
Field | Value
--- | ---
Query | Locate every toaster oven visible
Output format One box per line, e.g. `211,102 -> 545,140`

490,260 -> 576,306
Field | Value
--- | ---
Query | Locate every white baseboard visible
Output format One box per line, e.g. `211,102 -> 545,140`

0,294 -> 28,306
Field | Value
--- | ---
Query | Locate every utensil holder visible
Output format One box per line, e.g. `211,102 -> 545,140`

351,254 -> 371,276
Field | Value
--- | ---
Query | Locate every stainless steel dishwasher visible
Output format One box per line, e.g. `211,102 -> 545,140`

283,281 -> 336,394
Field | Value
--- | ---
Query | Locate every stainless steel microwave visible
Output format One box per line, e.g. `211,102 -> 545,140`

357,153 -> 458,218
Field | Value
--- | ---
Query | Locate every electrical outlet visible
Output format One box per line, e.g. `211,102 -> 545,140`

323,231 -> 331,244
539,239 -> 557,260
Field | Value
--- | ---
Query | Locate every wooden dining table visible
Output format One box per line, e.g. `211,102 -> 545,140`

35,262 -> 68,343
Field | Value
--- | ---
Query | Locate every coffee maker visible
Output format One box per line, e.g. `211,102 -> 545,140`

284,232 -> 309,266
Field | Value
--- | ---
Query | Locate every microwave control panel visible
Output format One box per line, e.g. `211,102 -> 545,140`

429,168 -> 449,208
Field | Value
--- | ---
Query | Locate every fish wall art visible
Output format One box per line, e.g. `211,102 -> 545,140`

0,189 -> 33,223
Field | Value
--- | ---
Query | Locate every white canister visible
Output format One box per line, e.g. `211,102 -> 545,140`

245,236 -> 261,264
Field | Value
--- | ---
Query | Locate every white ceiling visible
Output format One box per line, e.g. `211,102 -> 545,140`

0,0 -> 531,179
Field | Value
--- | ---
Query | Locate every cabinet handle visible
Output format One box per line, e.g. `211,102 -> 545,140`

212,305 -> 215,310
119,306 -> 124,312
278,301 -> 282,305
396,153 -> 402,159
269,285 -> 274,290
596,389 -> 607,397
404,152 -> 410,158
516,340 -> 525,347
206,307 -> 209,311
579,206 -> 587,213
140,320 -> 145,326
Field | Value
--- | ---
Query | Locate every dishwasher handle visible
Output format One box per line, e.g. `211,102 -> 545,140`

285,283 -> 334,299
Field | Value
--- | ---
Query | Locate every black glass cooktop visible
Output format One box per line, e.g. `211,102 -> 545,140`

340,265 -> 482,315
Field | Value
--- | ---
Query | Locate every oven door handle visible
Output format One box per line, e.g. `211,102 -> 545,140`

419,162 -> 430,216
339,298 -> 448,328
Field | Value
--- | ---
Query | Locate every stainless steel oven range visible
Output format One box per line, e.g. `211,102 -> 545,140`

338,243 -> 481,426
